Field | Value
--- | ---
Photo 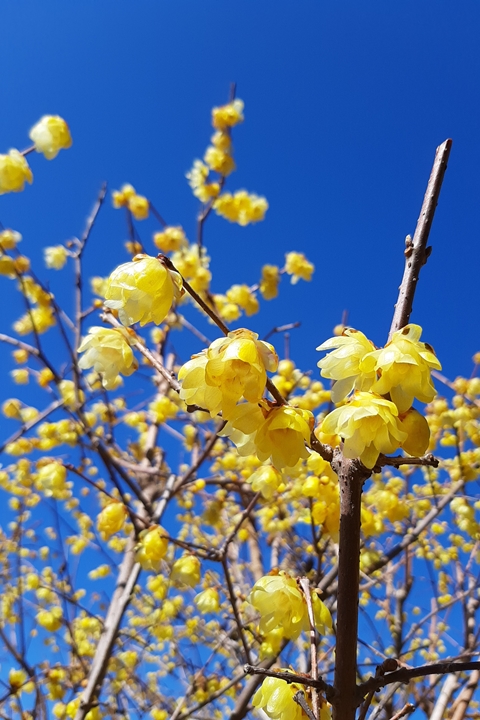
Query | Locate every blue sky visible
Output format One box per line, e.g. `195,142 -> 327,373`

1,1 -> 479,382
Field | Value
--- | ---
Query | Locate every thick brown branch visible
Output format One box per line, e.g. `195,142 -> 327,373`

389,139 -> 452,338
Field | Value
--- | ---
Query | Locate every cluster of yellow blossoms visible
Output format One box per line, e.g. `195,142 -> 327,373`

186,98 -> 268,225
0,115 -> 71,194
112,183 -> 150,220
317,324 -> 441,468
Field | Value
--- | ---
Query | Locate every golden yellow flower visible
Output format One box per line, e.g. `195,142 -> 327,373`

44,245 -> 68,270
104,254 -> 183,327
320,391 -> 407,469
136,526 -> 169,572
0,229 -> 22,250
36,461 -> 68,498
13,306 -> 56,335
171,554 -> 201,587
211,99 -> 244,129
225,285 -> 259,316
398,406 -> 430,456
36,607 -> 63,632
213,190 -> 268,225
0,150 -> 33,194
112,183 -> 136,208
204,146 -> 236,176
186,160 -> 221,203
249,464 -> 283,499
253,675 -> 333,720
360,324 -> 442,412
29,115 -> 72,159
194,588 -> 220,614
128,194 -> 149,220
317,328 -> 376,403
153,226 -> 187,252
179,330 -> 278,419
78,326 -> 138,389
97,501 -> 127,539
260,265 -> 280,300
285,252 -> 314,283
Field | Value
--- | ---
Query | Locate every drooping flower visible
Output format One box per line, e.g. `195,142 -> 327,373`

249,464 -> 283,500
284,252 -> 314,283
97,501 -> 127,539
0,150 -> 33,194
35,462 -> 68,499
128,194 -> 149,220
44,245 -> 68,270
248,571 -> 332,639
13,306 -> 56,335
317,328 -> 376,403
171,554 -> 201,587
194,588 -> 220,614
112,183 -> 136,208
204,146 -> 236,176
225,285 -> 259,316
211,99 -> 244,130
135,526 -> 168,572
36,607 -> 63,632
9,669 -> 34,695
78,326 -> 138,389
186,160 -> 220,203
0,229 -> 22,250
359,324 -> 442,413
29,115 -> 72,159
320,391 -> 407,469
260,265 -> 280,300
398,406 -> 430,456
253,675 -> 309,720
104,254 -> 183,326
221,402 -> 313,469
179,329 -> 278,419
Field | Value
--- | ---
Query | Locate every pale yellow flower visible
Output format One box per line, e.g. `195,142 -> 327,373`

204,146 -> 235,176
153,226 -> 187,252
211,99 -> 244,130
0,150 -> 33,194
36,462 -> 68,498
225,285 -> 259,316
213,190 -> 268,226
136,526 -> 168,572
194,588 -> 220,614
112,183 -> 136,208
260,265 -> 280,300
44,245 -> 68,270
321,391 -> 407,469
0,229 -> 22,250
360,324 -> 442,412
317,328 -> 376,403
253,675 -> 331,720
13,306 -> 56,335
249,464 -> 283,499
78,326 -> 138,389
29,115 -> 72,159
128,194 -> 149,220
399,406 -> 430,456
186,160 -> 220,203
104,254 -> 183,326
171,554 -> 201,587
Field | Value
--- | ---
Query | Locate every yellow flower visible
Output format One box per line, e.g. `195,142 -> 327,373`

0,229 -> 22,250
104,254 -> 183,326
248,571 -> 332,639
11,368 -> 29,384
260,265 -> 280,300
213,190 -> 268,225
399,406 -> 430,456
179,329 -> 278,419
253,675 -> 322,720
211,130 -> 232,151
135,526 -> 169,572
9,668 -> 34,695
2,398 -> 23,419
153,226 -> 187,252
249,464 -> 283,499
321,391 -> 407,469
225,285 -> 259,316
285,252 -> 314,283
97,501 -> 127,539
194,588 -> 220,613
317,328 -> 376,403
36,461 -> 68,498
44,245 -> 68,270
78,326 -> 138,389
211,99 -> 244,130
360,324 -> 442,412
171,554 -> 201,587
128,194 -> 149,220
13,306 -> 56,335
112,183 -> 136,208
36,606 -> 63,632
204,146 -> 236,176
0,149 -> 33,194
186,160 -> 220,203
224,402 -> 313,469
29,115 -> 72,159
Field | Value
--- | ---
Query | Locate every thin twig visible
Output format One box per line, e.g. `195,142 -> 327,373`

299,577 -> 319,719
294,691 -> 317,720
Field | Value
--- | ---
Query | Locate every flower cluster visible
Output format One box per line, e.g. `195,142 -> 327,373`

112,183 -> 150,220
213,190 -> 268,226
317,324 -> 441,467
153,226 -> 188,253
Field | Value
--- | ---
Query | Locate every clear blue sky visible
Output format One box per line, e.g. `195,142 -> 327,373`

1,2 -> 479,380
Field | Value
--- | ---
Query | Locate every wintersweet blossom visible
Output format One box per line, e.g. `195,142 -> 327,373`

9,669 -> 34,695
179,329 -> 278,419
35,462 -> 68,498
225,285 -> 259,315
194,588 -> 220,614
29,115 -> 72,159
104,254 -> 183,326
135,526 -> 168,572
186,160 -> 220,203
204,146 -> 236,176
249,464 -> 283,499
171,554 -> 201,587
248,571 -> 332,639
36,607 -> 63,632
285,252 -> 314,283
317,328 -> 377,403
399,406 -> 430,456
96,502 -> 127,539
0,229 -> 22,250
128,194 -> 149,220
211,99 -> 244,129
112,184 -> 136,208
253,676 -> 331,720
222,402 -> 313,469
153,226 -> 188,252
260,264 -> 280,300
0,150 -> 33,194
321,391 -> 407,469
213,190 -> 268,225
78,326 -> 138,389
360,324 -> 442,412
44,245 -> 68,270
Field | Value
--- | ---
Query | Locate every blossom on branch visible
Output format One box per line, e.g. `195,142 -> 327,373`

211,99 -> 244,129
317,328 -> 376,403
104,254 -> 183,326
0,150 -> 33,194
29,115 -> 72,159
213,190 -> 268,225
78,326 -> 138,389
284,252 -> 314,283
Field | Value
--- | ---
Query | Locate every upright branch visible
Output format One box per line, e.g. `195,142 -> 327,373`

389,139 -> 452,338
